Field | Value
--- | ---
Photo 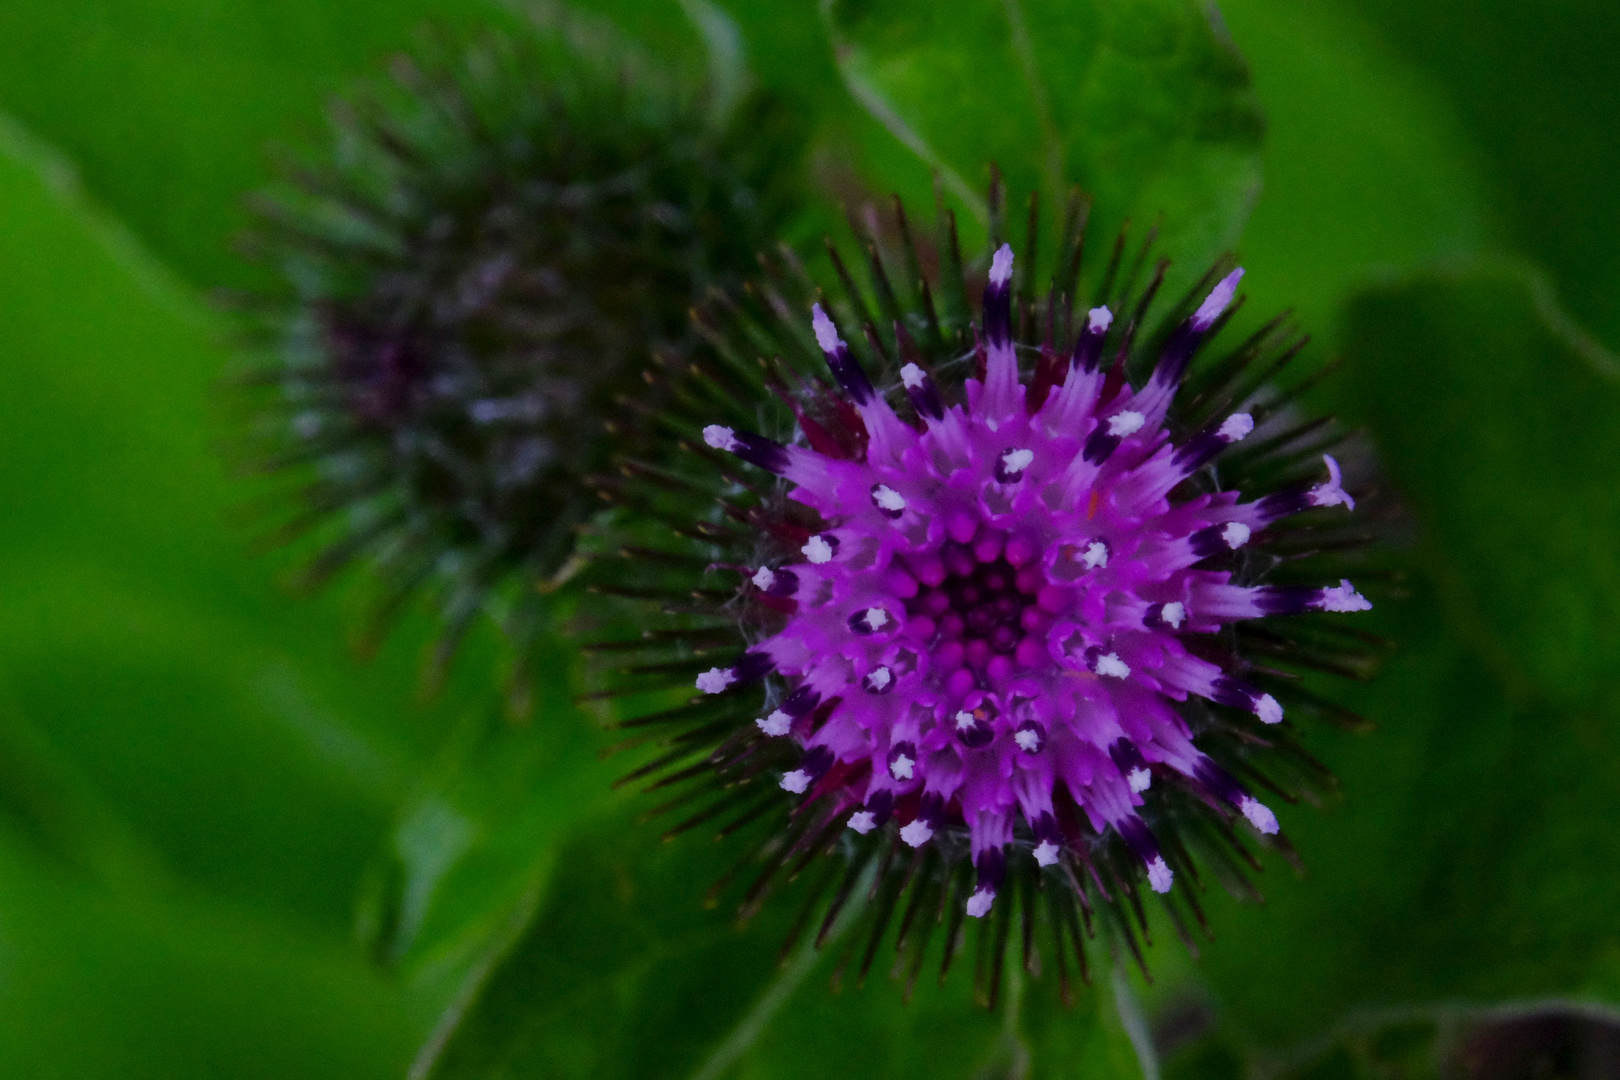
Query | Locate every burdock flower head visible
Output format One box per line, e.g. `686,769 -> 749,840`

231,12 -> 800,696
590,181 -> 1381,1000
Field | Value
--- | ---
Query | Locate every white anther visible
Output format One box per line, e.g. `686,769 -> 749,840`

779,769 -> 812,794
954,710 -> 977,731
872,485 -> 907,512
811,303 -> 841,352
1087,306 -> 1114,332
1160,601 -> 1186,629
848,810 -> 878,834
966,888 -> 996,918
1001,447 -> 1034,474
1240,797 -> 1280,835
702,424 -> 738,451
1128,766 -> 1152,793
1082,541 -> 1109,569
1192,268 -> 1244,330
1256,694 -> 1283,724
865,666 -> 893,691
1094,652 -> 1131,679
756,710 -> 791,737
802,535 -> 834,563
751,566 -> 776,590
889,754 -> 915,781
1221,521 -> 1251,549
861,608 -> 889,631
1107,410 -> 1146,437
1218,413 -> 1255,442
899,819 -> 934,847
900,362 -> 927,389
1014,728 -> 1041,752
1319,579 -> 1372,612
695,667 -> 735,694
1308,454 -> 1356,510
989,243 -> 1014,285
1146,856 -> 1174,893
1033,840 -> 1060,867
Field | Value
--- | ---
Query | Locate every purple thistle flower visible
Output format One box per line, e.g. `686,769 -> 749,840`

584,176 -> 1385,1003
693,246 -> 1369,918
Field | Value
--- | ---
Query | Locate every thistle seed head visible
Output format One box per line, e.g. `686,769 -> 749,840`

231,15 -> 803,698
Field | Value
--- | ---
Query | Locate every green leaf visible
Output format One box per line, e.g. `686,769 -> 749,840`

0,108 -> 533,931
363,638 -> 619,1024
1158,267 -> 1620,1048
419,802 -> 1146,1079
0,0 -> 526,288
1345,0 -> 1620,348
818,0 -> 1264,288
0,830 -> 423,1080
1213,0 -> 1492,342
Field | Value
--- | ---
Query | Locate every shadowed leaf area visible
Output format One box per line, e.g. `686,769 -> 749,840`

424,803 -> 1142,1080
1172,270 -> 1620,1049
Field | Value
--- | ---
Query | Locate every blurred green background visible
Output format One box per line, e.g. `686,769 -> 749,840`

1,0 -> 1617,1076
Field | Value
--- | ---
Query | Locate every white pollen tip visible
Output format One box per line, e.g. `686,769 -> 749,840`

867,666 -> 892,690
890,755 -> 915,781
1107,410 -> 1146,438
900,362 -> 927,389
1222,521 -> 1252,549
780,770 -> 811,794
1094,652 -> 1131,679
1218,412 -> 1255,442
848,810 -> 878,835
864,608 -> 889,630
1128,766 -> 1153,793
1160,601 -> 1186,629
702,424 -> 738,451
750,566 -> 776,590
1320,579 -> 1373,613
1256,693 -> 1284,725
1082,541 -> 1109,569
1147,856 -> 1174,893
899,820 -> 934,847
1001,447 -> 1034,473
872,485 -> 907,512
1014,729 -> 1041,752
1309,453 -> 1357,510
1087,306 -> 1114,332
954,710 -> 976,731
756,710 -> 792,737
989,243 -> 1015,286
802,535 -> 834,563
1241,797 -> 1280,835
1192,267 -> 1245,329
810,303 -> 841,353
1033,840 -> 1060,867
966,888 -> 996,918
695,667 -> 735,694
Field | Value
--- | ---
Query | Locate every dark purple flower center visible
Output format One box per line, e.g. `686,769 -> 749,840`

902,547 -> 1051,685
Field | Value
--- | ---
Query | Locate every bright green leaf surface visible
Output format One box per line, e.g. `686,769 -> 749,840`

0,114 -> 516,934
0,0 -> 524,289
1214,0 -> 1492,343
819,0 -> 1263,289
